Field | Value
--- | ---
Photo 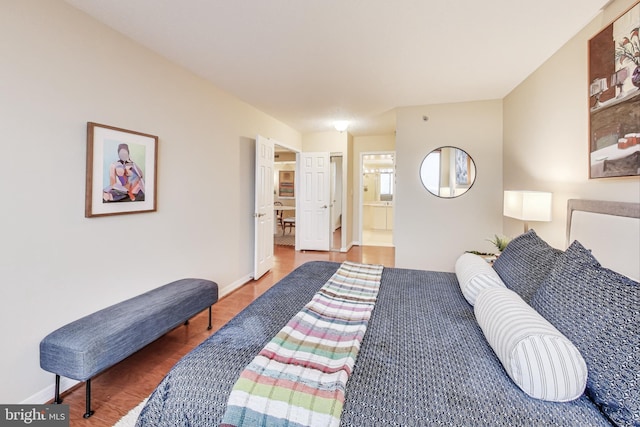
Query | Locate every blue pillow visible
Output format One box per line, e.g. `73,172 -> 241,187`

530,240 -> 640,427
492,230 -> 562,303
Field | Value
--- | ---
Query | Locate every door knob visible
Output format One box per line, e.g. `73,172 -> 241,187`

321,205 -> 328,209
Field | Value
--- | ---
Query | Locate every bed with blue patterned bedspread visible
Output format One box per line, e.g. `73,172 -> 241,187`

136,260 -> 615,426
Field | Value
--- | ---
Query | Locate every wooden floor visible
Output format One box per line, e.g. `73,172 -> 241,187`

58,244 -> 395,426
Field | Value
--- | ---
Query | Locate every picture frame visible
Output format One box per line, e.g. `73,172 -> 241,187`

278,170 -> 295,198
455,148 -> 470,186
85,122 -> 158,217
588,2 -> 640,179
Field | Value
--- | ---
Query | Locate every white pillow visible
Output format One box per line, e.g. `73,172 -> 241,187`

475,287 -> 587,402
455,253 -> 505,305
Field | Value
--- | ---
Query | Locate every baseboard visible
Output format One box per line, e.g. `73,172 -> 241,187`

341,241 -> 356,253
218,274 -> 252,299
21,376 -> 79,404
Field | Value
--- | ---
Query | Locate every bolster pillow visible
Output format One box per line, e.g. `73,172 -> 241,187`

455,253 -> 505,305
474,287 -> 587,402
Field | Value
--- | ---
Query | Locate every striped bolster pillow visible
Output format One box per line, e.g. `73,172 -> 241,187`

455,253 -> 505,305
475,287 -> 587,402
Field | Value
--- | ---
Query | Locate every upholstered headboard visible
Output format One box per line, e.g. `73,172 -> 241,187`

566,199 -> 640,281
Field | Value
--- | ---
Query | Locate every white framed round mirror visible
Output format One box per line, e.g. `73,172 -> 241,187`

420,146 -> 476,198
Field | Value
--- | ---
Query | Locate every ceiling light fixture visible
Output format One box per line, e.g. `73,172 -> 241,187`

334,120 -> 349,132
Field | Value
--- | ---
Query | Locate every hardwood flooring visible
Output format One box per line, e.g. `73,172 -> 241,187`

57,244 -> 395,426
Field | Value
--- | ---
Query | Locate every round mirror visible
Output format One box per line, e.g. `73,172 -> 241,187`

420,146 -> 476,198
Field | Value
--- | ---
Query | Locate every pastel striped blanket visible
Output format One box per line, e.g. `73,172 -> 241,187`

220,261 -> 384,427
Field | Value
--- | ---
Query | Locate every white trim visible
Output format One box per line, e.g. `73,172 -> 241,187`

220,274 -> 253,299
330,153 -> 345,252
340,241 -> 355,253
21,377 -> 79,404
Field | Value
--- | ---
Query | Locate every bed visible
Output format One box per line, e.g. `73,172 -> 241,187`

137,199 -> 639,426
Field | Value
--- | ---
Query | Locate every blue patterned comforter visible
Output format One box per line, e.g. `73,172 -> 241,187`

137,261 -> 611,426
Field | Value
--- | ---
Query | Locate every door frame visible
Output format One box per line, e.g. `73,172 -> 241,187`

330,153 -> 344,252
274,141 -> 300,250
359,151 -> 396,245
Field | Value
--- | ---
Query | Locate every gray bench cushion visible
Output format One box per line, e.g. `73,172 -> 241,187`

40,278 -> 218,381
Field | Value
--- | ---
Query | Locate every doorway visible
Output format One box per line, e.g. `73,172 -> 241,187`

360,152 -> 395,247
273,144 -> 298,250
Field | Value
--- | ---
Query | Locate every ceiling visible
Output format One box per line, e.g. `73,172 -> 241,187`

65,0 -> 610,136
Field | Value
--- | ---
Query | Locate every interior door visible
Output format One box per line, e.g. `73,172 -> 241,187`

253,135 -> 274,279
298,152 -> 331,251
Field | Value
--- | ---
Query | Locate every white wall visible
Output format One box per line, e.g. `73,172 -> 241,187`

395,100 -> 504,271
302,131 -> 349,153
0,0 -> 301,404
503,0 -> 640,249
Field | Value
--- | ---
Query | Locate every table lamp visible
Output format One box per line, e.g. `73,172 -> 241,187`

503,191 -> 552,232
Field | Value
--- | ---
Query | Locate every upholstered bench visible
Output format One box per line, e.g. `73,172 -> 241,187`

40,278 -> 218,418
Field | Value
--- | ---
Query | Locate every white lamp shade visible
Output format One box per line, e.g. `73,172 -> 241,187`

504,191 -> 552,222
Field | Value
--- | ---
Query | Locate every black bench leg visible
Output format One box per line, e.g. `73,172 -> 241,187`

184,307 -> 212,329
83,379 -> 95,418
54,375 -> 63,404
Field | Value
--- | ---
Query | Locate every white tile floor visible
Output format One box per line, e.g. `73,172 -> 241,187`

362,229 -> 394,247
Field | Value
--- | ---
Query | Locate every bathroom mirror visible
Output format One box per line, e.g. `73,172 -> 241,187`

420,146 -> 476,198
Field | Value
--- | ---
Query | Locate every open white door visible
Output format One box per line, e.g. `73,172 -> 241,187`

298,152 -> 331,251
253,135 -> 274,279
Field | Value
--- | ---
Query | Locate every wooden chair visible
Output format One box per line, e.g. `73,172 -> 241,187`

282,213 -> 295,235
274,202 -> 284,232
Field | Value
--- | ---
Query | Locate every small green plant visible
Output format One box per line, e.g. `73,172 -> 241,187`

487,234 -> 510,252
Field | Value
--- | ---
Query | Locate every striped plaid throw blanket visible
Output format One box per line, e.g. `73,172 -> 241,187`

221,261 -> 384,427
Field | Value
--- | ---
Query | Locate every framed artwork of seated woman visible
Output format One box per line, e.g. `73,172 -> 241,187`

85,122 -> 158,217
